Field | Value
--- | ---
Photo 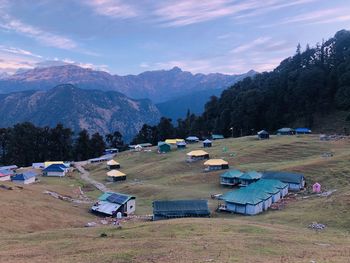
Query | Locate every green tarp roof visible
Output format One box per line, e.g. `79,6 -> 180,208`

220,169 -> 243,178
239,171 -> 262,180
153,200 -> 210,217
262,171 -> 304,184
212,134 -> 224,139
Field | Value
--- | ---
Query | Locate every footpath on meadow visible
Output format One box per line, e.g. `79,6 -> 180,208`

74,161 -> 110,193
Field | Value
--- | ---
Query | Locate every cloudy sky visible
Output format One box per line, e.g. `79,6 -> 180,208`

0,0 -> 349,75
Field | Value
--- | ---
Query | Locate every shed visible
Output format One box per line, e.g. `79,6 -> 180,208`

43,164 -> 68,177
186,150 -> 209,162
152,200 -> 210,220
203,139 -> 212,148
238,171 -> 262,186
157,142 -> 171,153
257,130 -> 269,139
220,170 -> 243,186
277,128 -> 295,135
212,134 -> 224,140
91,192 -> 135,216
107,160 -> 120,169
107,170 -> 126,182
186,136 -> 199,143
0,169 -> 12,181
11,171 -> 37,184
262,171 -> 305,191
295,128 -> 312,134
204,159 -> 229,171
176,141 -> 187,149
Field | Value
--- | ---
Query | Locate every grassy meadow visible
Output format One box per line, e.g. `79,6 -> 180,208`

1,135 -> 350,262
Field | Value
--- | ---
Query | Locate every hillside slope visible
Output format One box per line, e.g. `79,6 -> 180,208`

0,84 -> 161,140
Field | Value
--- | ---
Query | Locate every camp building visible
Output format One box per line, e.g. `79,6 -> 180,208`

176,141 -> 187,149
152,200 -> 210,220
203,139 -> 212,148
186,136 -> 199,143
204,159 -> 229,171
0,169 -> 12,181
11,171 -> 37,184
186,150 -> 209,162
220,170 -> 244,186
107,170 -> 126,182
212,134 -> 224,140
262,171 -> 305,191
43,164 -> 68,177
239,171 -> 262,186
257,130 -> 269,139
91,192 -> 135,217
277,128 -> 295,135
107,160 -> 120,169
157,142 -> 171,153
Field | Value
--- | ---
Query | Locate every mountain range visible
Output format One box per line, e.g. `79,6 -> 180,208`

0,65 -> 255,103
0,84 -> 160,141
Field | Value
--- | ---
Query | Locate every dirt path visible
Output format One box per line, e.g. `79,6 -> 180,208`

74,161 -> 110,193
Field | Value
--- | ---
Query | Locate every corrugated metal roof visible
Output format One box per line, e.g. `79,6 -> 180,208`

187,150 -> 208,157
262,171 -> 304,184
11,171 -> 37,181
153,200 -> 210,217
91,201 -> 121,215
220,170 -> 243,178
43,164 -> 66,172
204,159 -> 228,166
106,170 -> 126,177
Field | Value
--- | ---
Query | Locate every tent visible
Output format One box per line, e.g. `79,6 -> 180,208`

204,159 -> 229,171
277,128 -> 295,135
203,139 -> 212,148
212,134 -> 224,140
107,160 -> 120,169
153,200 -> 210,220
295,128 -> 312,134
107,170 -> 126,182
157,142 -> 171,153
186,136 -> 199,143
257,130 -> 269,139
186,150 -> 209,162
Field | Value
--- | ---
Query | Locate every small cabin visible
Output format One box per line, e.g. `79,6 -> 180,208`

11,171 -> 37,184
106,170 -> 126,182
211,134 -> 224,140
204,159 -> 229,171
176,141 -> 187,149
152,200 -> 210,221
157,142 -> 171,153
295,128 -> 312,134
107,160 -> 120,169
186,150 -> 209,162
91,192 -> 135,217
43,164 -> 68,177
186,136 -> 199,143
203,139 -> 212,148
277,128 -> 295,135
257,130 -> 269,139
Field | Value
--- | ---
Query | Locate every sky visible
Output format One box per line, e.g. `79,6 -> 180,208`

0,0 -> 350,75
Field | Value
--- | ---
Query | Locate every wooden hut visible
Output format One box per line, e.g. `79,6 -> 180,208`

204,159 -> 229,171
152,200 -> 210,220
107,160 -> 120,169
107,170 -> 126,182
257,130 -> 269,139
186,150 -> 209,162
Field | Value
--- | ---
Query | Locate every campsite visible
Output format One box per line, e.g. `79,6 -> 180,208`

1,134 -> 350,262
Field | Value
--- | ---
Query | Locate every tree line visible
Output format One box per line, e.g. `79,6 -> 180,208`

0,122 -> 125,167
133,29 -> 350,141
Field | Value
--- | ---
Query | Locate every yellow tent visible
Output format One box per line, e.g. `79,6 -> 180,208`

44,161 -> 64,168
204,159 -> 228,166
165,139 -> 184,144
107,160 -> 120,166
107,170 -> 126,177
187,150 -> 209,157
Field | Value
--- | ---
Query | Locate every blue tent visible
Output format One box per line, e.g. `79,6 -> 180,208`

295,128 -> 311,134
